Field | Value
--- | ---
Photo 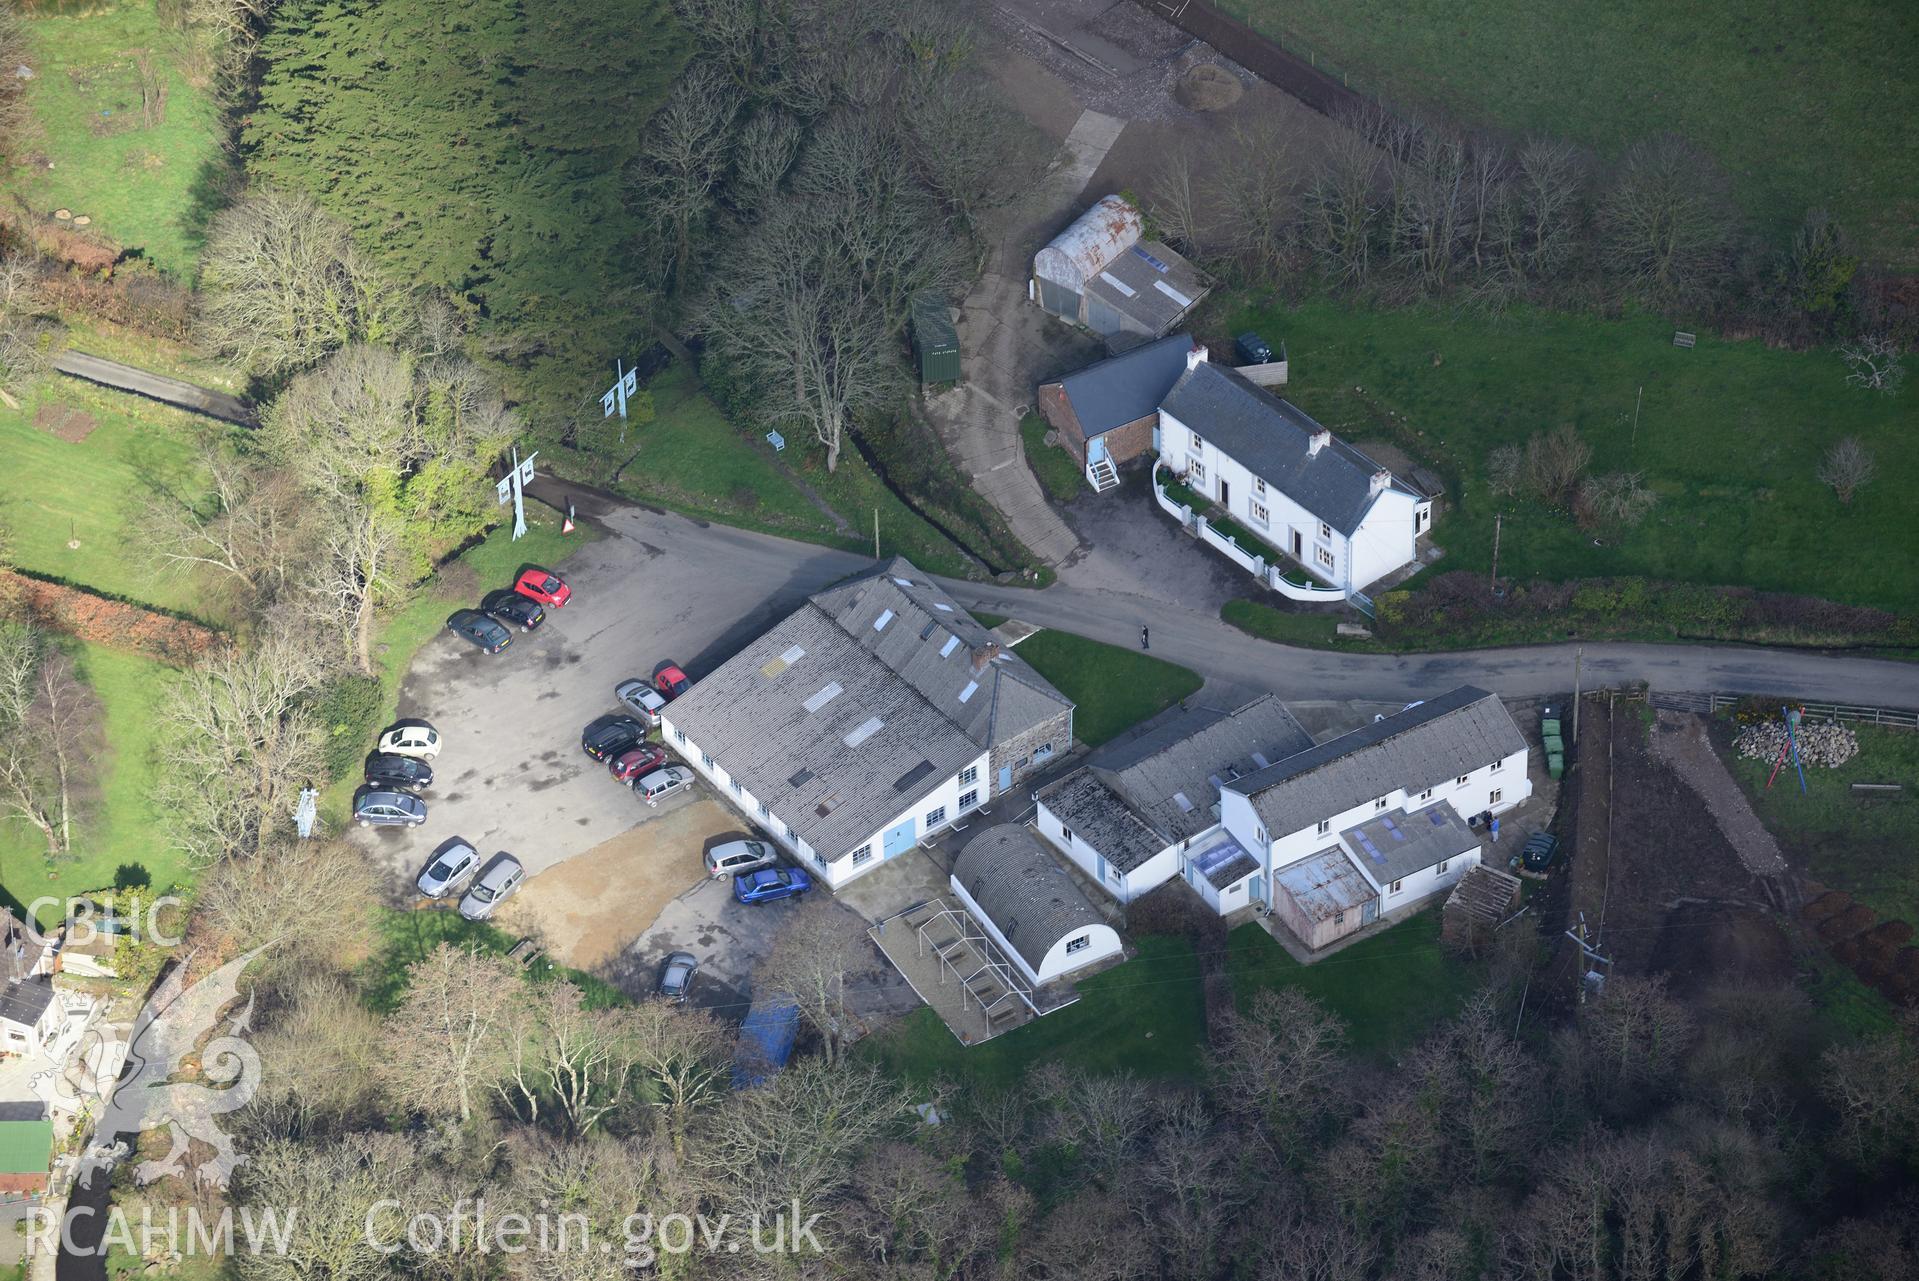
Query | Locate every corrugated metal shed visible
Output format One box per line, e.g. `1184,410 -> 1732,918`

1033,194 -> 1143,294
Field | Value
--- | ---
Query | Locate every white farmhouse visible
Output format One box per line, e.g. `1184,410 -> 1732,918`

1034,695 -> 1313,910
661,559 -> 1074,891
1156,350 -> 1433,592
1218,687 -> 1531,953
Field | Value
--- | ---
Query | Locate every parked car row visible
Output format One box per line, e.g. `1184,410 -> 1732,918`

588,666 -> 696,807
444,567 -> 573,655
414,838 -> 526,920
354,717 -> 444,828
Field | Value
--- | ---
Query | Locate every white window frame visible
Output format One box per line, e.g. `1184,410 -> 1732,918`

1315,546 -> 1335,570
1373,797 -> 1388,811
959,789 -> 979,811
1189,456 -> 1207,484
1390,879 -> 1403,893
1065,935 -> 1090,955
1318,521 -> 1332,541
1491,759 -> 1504,773
1250,500 -> 1269,525
1190,430 -> 1203,451
1456,774 -> 1470,786
1253,476 -> 1267,497
1489,788 -> 1503,806
1418,787 -> 1434,802
925,805 -> 947,829
1436,860 -> 1449,875
959,765 -> 978,787
1316,819 -> 1331,837
850,844 -> 873,867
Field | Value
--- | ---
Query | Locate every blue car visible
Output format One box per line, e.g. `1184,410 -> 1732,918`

733,866 -> 812,905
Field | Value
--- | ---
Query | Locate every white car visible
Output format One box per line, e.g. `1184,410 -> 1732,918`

377,719 -> 441,760
633,765 -> 692,807
416,839 -> 480,898
705,839 -> 777,878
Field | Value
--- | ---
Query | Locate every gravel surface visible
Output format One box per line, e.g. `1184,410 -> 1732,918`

1650,711 -> 1789,878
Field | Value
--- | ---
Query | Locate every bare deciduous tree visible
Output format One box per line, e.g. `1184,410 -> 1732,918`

0,6 -> 32,165
1028,1064 -> 1153,1188
1838,332 -> 1905,395
229,1133 -> 428,1281
192,838 -> 381,975
1211,115 -> 1301,282
143,447 -> 311,614
627,999 -> 732,1157
0,627 -> 99,859
763,898 -> 862,1066
630,63 -> 741,298
1304,115 -> 1384,286
198,189 -> 411,378
247,970 -> 389,1136
1817,436 -> 1876,503
1486,442 -> 1525,498
154,613 -> 331,862
1208,988 -> 1346,1162
1578,470 -> 1659,527
1524,424 -> 1593,506
1148,148 -> 1208,261
499,982 -> 646,1136
1599,134 -> 1734,303
899,72 -> 1046,233
380,943 -> 522,1125
1574,973 -> 1696,1110
0,257 -> 57,410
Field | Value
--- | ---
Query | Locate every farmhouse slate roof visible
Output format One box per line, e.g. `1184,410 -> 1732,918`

1340,801 -> 1480,887
664,560 -> 1072,858
0,979 -> 54,1031
1230,687 -> 1527,836
1160,361 -> 1419,535
953,826 -> 1107,974
1092,696 -> 1314,845
1047,334 -> 1196,436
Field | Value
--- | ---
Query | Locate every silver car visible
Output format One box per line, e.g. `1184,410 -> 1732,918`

705,839 -> 776,878
416,839 -> 480,898
458,853 -> 525,921
615,678 -> 668,728
633,765 -> 692,807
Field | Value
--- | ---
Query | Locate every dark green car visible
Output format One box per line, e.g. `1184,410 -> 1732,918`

1521,832 -> 1561,871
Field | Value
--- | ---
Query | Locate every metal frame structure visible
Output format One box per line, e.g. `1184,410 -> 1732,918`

907,900 -> 1037,1027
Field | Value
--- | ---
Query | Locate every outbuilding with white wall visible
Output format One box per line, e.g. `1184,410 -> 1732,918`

950,826 -> 1124,988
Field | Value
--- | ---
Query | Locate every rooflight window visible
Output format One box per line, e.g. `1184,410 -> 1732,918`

802,683 -> 843,713
1251,752 -> 1270,768
843,717 -> 884,747
892,577 -> 913,586
1173,792 -> 1194,813
933,603 -> 954,612
958,681 -> 979,703
940,636 -> 962,658
780,644 -> 805,664
873,609 -> 895,631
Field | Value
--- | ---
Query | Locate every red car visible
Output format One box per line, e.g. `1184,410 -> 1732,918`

514,568 -> 571,608
609,745 -> 668,783
655,664 -> 691,699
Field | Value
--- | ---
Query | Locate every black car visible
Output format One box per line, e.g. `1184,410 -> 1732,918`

581,714 -> 647,761
482,589 -> 546,632
446,609 -> 512,654
365,752 -> 434,792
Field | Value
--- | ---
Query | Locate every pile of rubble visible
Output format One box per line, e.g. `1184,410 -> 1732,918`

1732,717 -> 1860,769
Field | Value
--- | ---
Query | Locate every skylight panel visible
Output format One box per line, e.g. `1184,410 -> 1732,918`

1251,752 -> 1270,769
1154,280 -> 1193,307
873,609 -> 895,632
843,717 -> 884,747
1097,270 -> 1137,298
940,635 -> 962,658
958,681 -> 979,704
892,577 -> 913,586
1173,792 -> 1194,813
802,683 -> 843,713
933,603 -> 953,612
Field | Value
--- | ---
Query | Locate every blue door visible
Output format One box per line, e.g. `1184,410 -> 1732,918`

882,819 -> 916,859
998,765 -> 1012,793
1249,873 -> 1266,906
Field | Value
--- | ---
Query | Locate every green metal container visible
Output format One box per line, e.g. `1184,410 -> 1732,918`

912,297 -> 961,385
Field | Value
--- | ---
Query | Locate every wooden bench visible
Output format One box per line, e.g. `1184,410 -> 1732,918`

1672,331 -> 1696,349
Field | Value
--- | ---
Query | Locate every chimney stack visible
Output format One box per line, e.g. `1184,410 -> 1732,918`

1185,342 -> 1209,372
1308,428 -> 1331,456
1370,468 -> 1392,495
970,641 -> 1002,673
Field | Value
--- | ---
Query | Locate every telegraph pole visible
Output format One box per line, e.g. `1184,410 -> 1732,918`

873,509 -> 880,560
1489,512 -> 1502,595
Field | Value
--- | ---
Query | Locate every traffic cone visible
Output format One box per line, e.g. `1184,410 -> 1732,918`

562,502 -> 576,535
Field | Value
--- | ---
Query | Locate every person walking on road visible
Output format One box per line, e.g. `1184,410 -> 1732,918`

1140,626 -> 1150,651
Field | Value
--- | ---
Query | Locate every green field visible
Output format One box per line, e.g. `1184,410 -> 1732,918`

0,377 -> 216,617
1219,0 -> 1919,266
971,619 -> 1204,749
0,642 -> 180,925
1726,722 -> 1919,927
861,934 -> 1207,1089
1227,911 -> 1482,1060
1232,297 -> 1918,614
13,2 -> 226,277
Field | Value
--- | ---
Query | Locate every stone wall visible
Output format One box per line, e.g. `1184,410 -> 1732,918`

991,708 -> 1075,794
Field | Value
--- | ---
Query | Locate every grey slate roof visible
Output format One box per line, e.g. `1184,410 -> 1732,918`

1093,696 -> 1314,844
1046,334 -> 1195,436
665,560 -> 1073,858
1083,240 -> 1212,338
1036,771 -> 1166,874
953,826 -> 1108,973
1159,361 -> 1418,535
1340,801 -> 1480,887
1034,695 -> 1311,873
1230,687 -> 1527,836
0,979 -> 54,1030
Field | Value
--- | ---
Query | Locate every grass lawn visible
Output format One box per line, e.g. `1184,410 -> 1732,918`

13,2 -> 227,278
1724,722 -> 1919,926
0,377 -> 220,618
1217,0 -> 1919,266
0,643 -> 182,927
1220,600 -> 1360,649
860,934 -> 1207,1090
1226,911 -> 1481,1060
361,907 -> 626,1014
1230,297 -> 1919,614
980,624 -> 1204,749
1020,413 -> 1083,504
